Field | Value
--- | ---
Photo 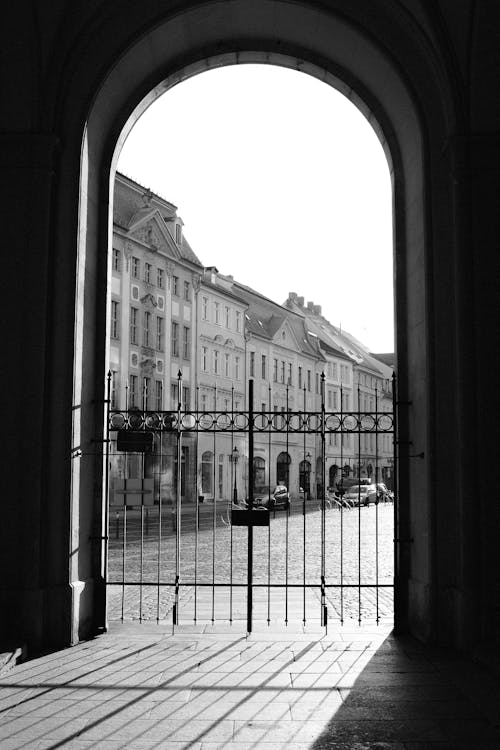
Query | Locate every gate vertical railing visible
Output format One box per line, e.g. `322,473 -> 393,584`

247,378 -> 254,632
104,372 -> 396,630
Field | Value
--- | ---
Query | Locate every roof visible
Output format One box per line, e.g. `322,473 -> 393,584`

284,294 -> 394,376
113,172 -> 203,267
232,281 -> 320,358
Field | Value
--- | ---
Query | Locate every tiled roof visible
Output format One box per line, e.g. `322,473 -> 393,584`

233,282 -> 319,357
114,172 -> 203,267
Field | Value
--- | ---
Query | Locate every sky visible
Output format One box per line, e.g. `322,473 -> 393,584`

117,64 -> 394,352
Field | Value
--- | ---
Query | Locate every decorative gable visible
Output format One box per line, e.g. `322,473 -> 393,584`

274,320 -> 301,352
127,209 -> 181,260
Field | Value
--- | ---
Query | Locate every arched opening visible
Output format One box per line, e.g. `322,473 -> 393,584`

276,452 -> 291,487
57,0 -> 463,649
201,450 -> 214,497
253,456 -> 266,489
299,459 -> 312,500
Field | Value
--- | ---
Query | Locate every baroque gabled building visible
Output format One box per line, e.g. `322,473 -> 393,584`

110,173 -> 204,505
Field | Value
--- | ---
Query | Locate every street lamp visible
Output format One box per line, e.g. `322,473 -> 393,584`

232,446 -> 239,503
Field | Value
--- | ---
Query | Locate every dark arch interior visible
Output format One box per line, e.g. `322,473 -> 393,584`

3,1 -> 498,656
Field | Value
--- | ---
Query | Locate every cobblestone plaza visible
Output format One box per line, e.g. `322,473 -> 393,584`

108,503 -> 394,627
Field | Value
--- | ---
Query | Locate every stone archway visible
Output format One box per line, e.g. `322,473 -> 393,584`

15,0 -> 467,650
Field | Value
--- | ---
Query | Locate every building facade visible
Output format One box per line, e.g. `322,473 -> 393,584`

110,174 -> 394,507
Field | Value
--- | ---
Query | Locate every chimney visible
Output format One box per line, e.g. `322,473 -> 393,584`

307,301 -> 314,311
289,292 -> 297,301
297,296 -> 304,307
313,305 -> 322,315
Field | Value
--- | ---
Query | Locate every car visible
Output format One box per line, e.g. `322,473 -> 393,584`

253,487 -> 290,511
343,483 -> 378,506
253,486 -> 290,511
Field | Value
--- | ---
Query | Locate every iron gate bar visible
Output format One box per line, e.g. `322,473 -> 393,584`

375,383 -> 380,624
340,382 -> 344,625
302,384 -> 306,625
104,372 -> 111,629
211,384 -> 217,624
230,384 -> 235,624
247,378 -> 254,633
358,390 -> 361,625
320,372 -> 327,629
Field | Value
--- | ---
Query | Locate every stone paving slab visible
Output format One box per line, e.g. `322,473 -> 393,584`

1,621 -> 500,749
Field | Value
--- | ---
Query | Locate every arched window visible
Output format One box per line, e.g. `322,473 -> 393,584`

299,459 -> 311,497
201,451 -> 214,496
253,456 -> 266,488
276,452 -> 290,486
329,464 -> 339,489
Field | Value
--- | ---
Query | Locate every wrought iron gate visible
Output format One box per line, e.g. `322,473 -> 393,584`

104,372 -> 397,631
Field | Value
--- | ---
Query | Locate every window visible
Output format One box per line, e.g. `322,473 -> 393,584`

332,362 -> 338,380
129,374 -> 138,408
143,377 -> 151,409
131,257 -> 140,279
298,366 -> 302,389
171,382 -> 178,408
155,380 -> 163,410
172,276 -> 179,296
182,386 -> 190,410
143,311 -> 151,347
156,316 -> 163,351
307,370 -> 311,392
214,301 -> 220,324
201,451 -> 214,496
273,359 -> 278,382
112,248 -> 121,271
327,389 -> 333,409
144,262 -> 152,283
171,321 -> 179,357
111,300 -> 119,339
213,350 -> 219,374
287,363 -> 292,385
130,307 -> 138,344
261,354 -> 266,380
225,306 -> 230,328
235,310 -> 241,332
201,393 -> 207,411
202,297 -> 208,320
235,356 -> 240,380
157,267 -> 164,289
316,372 -> 320,394
253,457 -> 266,487
250,352 -> 255,378
183,326 -> 190,359
202,346 -> 208,371
280,361 -> 285,384
183,280 -> 190,300
218,455 -> 224,498
111,371 -> 118,409
224,352 -> 230,377
175,223 -> 182,244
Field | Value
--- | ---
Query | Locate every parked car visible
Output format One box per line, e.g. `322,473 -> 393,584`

253,486 -> 290,511
343,483 -> 378,506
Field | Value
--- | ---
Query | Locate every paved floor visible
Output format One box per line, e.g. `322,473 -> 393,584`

1,619 -> 500,749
